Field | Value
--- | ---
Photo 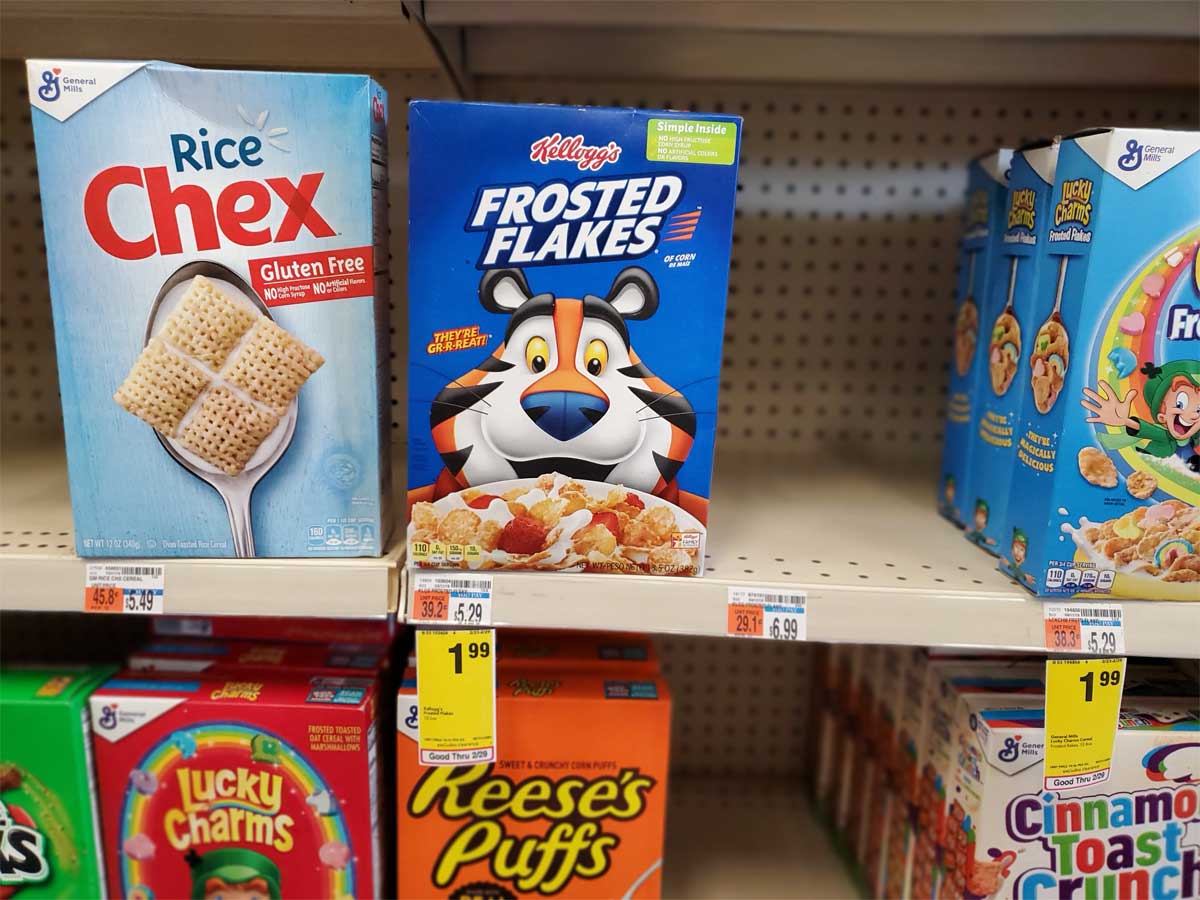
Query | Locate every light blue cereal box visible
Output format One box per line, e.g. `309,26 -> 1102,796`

965,141 -> 1060,556
406,101 -> 740,576
27,60 -> 391,557
1002,128 -> 1200,599
939,149 -> 1013,526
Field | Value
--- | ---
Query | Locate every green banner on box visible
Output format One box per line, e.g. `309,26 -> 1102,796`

646,118 -> 737,165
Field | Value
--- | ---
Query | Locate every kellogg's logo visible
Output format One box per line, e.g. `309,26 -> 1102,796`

529,133 -> 622,171
0,800 -> 50,889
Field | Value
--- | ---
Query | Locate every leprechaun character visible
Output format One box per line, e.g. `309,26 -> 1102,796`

186,848 -> 280,900
1011,528 -> 1027,567
1081,360 -> 1200,472
965,499 -> 995,546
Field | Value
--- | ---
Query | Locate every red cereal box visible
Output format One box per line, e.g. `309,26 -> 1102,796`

90,671 -> 382,899
128,638 -> 389,676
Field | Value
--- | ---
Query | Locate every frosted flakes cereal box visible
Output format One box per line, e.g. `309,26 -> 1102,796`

27,60 -> 391,558
1003,128 -> 1200,599
946,694 -> 1199,900
407,101 -> 740,576
940,149 -> 1014,526
966,141 -> 1061,556
90,671 -> 382,899
396,666 -> 670,897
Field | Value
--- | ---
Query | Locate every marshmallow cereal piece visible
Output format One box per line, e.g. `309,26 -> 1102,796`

123,833 -> 156,861
1141,272 -> 1165,297
1118,312 -> 1145,335
307,788 -> 338,816
129,768 -> 158,795
1164,248 -> 1184,268
170,731 -> 197,759
1107,347 -> 1137,378
319,840 -> 351,869
1142,501 -> 1178,528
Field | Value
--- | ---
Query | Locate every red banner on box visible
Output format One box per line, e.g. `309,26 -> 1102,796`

248,245 -> 374,306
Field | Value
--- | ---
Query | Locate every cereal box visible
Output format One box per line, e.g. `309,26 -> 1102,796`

90,671 -> 382,898
965,141 -> 1061,555
940,148 -> 1014,526
127,638 -> 389,675
27,60 -> 391,558
946,693 -> 1199,899
396,665 -> 670,897
1002,128 -> 1200,599
407,629 -> 658,673
153,616 -> 397,645
407,100 -> 741,576
0,665 -> 114,898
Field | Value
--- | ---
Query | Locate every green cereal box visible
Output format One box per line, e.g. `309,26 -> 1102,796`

0,665 -> 115,897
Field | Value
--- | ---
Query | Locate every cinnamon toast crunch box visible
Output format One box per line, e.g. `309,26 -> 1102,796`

1002,128 -> 1200,599
27,60 -> 391,559
90,671 -> 382,898
944,694 -> 1199,900
407,100 -> 741,576
396,665 -> 670,897
0,665 -> 115,898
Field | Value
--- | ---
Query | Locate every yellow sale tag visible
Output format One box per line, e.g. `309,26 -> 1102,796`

416,628 -> 496,766
1043,657 -> 1125,791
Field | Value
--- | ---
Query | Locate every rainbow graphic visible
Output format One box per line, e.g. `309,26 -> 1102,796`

1093,225 -> 1200,506
120,722 -> 354,897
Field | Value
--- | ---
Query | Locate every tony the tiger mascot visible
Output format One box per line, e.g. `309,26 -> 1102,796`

410,266 -> 707,522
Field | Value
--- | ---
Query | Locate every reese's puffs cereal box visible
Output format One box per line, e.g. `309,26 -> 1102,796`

396,666 -> 670,897
0,665 -> 114,898
406,100 -> 741,577
90,671 -> 382,898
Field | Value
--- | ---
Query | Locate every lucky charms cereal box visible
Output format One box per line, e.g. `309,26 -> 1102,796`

1003,128 -> 1200,599
407,101 -> 740,576
90,671 -> 383,899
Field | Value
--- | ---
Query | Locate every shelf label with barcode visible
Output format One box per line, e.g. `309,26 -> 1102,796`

726,588 -> 806,640
416,628 -> 496,766
84,564 -> 165,614
1044,657 -> 1125,791
411,573 -> 493,626
1043,604 -> 1125,655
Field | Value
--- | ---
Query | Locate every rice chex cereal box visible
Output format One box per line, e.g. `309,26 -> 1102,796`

27,60 -> 391,558
407,101 -> 740,576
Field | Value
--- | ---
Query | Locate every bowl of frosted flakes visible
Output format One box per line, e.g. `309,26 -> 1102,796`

408,473 -> 705,575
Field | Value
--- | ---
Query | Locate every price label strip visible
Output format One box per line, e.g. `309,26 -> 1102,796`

415,628 -> 496,766
1043,657 -> 1126,791
1043,603 -> 1125,655
411,572 -> 493,626
726,587 -> 806,641
84,564 -> 165,615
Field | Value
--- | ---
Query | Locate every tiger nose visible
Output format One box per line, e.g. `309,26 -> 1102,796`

521,391 -> 609,441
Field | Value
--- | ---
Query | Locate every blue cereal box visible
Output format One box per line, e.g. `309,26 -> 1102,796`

966,141 -> 1060,556
27,60 -> 391,558
940,149 -> 1013,527
406,101 -> 741,576
1003,128 -> 1200,599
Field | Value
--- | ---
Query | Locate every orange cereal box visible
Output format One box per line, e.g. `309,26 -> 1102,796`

396,665 -> 670,897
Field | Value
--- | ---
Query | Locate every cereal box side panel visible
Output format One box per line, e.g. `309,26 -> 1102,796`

128,638 -> 389,675
89,675 -> 378,899
29,64 -> 384,557
406,101 -> 740,575
0,672 -> 108,898
940,151 -> 1012,526
396,670 -> 670,898
153,615 -> 397,644
972,144 -> 1060,559
1052,130 -> 1200,600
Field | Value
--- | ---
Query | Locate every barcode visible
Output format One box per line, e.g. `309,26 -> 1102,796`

1072,607 -> 1121,618
115,566 -> 163,576
430,577 -> 489,592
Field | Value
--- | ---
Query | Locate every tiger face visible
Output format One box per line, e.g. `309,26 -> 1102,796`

430,267 -> 695,498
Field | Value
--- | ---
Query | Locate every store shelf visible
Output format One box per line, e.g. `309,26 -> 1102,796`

664,777 -> 856,899
0,443 -> 401,618
404,454 -> 1199,657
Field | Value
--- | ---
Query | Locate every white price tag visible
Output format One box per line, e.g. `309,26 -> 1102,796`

727,587 -> 806,640
84,563 -> 165,615
1043,604 -> 1125,655
411,573 -> 493,626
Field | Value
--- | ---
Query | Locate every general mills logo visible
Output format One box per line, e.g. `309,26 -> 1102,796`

98,704 -> 118,730
998,735 -> 1022,763
37,68 -> 61,103
1118,139 -> 1144,171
